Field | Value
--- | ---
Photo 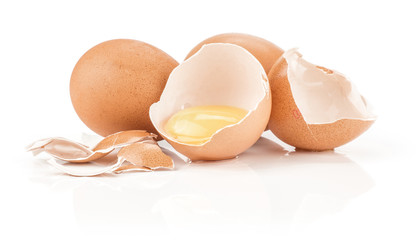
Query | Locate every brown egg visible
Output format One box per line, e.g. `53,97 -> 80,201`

185,33 -> 284,73
70,39 -> 178,136
268,49 -> 376,151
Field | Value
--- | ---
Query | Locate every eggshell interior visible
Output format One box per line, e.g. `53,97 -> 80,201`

150,43 -> 271,160
47,154 -> 124,177
285,49 -> 376,124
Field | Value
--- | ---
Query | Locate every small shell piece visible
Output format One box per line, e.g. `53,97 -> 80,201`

150,43 -> 272,160
268,49 -> 376,151
116,142 -> 174,171
46,155 -> 124,177
27,137 -> 105,163
113,165 -> 152,174
92,130 -> 157,151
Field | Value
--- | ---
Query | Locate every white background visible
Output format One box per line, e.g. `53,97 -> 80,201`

1,0 -> 415,239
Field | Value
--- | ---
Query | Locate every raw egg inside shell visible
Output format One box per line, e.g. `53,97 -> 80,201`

150,43 -> 271,160
164,105 -> 248,145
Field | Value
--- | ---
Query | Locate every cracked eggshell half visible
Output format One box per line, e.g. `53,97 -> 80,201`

149,43 -> 271,160
268,49 -> 376,151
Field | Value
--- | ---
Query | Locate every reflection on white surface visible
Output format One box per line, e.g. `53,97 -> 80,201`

28,134 -> 374,235
239,137 -> 374,226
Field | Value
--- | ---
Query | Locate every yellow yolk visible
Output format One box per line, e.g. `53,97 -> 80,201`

164,105 -> 248,145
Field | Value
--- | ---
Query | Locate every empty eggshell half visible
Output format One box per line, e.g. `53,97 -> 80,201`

149,43 -> 271,160
268,48 -> 376,151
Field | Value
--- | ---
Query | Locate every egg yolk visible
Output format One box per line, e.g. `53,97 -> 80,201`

164,105 -> 248,145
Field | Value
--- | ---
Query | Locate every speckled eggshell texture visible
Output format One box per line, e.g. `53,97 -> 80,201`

268,50 -> 375,151
185,33 -> 284,73
70,39 -> 178,136
150,43 -> 271,160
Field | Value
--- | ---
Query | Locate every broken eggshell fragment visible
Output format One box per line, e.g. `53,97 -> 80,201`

149,43 -> 272,160
26,130 -> 156,163
116,142 -> 174,171
27,130 -> 174,176
47,153 -> 126,177
268,48 -> 376,151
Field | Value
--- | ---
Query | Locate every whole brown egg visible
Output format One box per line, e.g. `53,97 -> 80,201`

70,39 -> 178,136
185,33 -> 284,73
